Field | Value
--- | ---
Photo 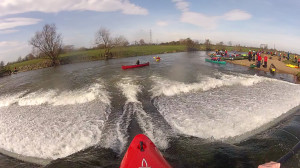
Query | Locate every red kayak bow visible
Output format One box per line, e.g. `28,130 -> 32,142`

120,134 -> 172,168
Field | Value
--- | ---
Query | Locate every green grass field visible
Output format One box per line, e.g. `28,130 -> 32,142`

60,45 -> 186,58
7,59 -> 49,70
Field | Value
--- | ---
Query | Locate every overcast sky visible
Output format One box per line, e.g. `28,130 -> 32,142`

0,0 -> 299,63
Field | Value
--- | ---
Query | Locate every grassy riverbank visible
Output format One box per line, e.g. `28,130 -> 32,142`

3,44 -> 281,73
7,45 -> 187,72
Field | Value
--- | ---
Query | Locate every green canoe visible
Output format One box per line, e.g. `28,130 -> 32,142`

223,56 -> 247,60
205,58 -> 226,64
250,64 -> 256,68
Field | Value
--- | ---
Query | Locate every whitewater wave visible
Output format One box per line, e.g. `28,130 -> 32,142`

150,73 -> 274,97
0,80 -> 111,159
0,81 -> 110,107
153,78 -> 300,140
117,77 -> 141,103
0,102 -> 109,159
0,91 -> 27,107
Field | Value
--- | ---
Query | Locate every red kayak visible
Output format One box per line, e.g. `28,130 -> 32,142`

122,62 -> 149,70
120,134 -> 172,168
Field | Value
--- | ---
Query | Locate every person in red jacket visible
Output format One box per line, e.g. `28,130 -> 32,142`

263,55 -> 268,68
257,53 -> 262,68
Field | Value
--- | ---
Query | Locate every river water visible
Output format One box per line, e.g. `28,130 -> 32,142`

0,51 -> 299,168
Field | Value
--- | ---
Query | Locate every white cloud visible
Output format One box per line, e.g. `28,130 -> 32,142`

0,29 -> 19,34
0,18 -> 41,30
172,0 -> 189,12
0,41 -> 30,63
156,21 -> 169,27
0,41 -> 20,47
0,0 -> 148,16
172,0 -> 252,29
181,12 -> 218,29
223,9 -> 252,21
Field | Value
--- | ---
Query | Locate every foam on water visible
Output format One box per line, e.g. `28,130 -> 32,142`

0,80 -> 110,107
152,74 -> 300,140
150,74 -> 273,97
0,102 -> 109,159
134,103 -> 170,149
50,83 -> 110,106
114,77 -> 170,150
0,80 -> 111,159
117,77 -> 141,103
99,78 -> 143,153
0,92 -> 26,107
18,90 -> 57,106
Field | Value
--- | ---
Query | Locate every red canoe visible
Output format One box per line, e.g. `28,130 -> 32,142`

120,134 -> 172,168
122,62 -> 149,70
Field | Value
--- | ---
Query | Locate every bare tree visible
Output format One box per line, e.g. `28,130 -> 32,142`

24,53 -> 35,61
17,56 -> 22,62
29,24 -> 63,66
204,39 -> 212,51
114,35 -> 129,47
95,28 -> 113,59
185,38 -> 198,51
0,61 -> 4,69
139,39 -> 146,45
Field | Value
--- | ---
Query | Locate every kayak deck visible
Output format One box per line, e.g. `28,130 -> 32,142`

120,134 -> 172,168
122,62 -> 150,70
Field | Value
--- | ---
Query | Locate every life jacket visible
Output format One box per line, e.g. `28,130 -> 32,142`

264,56 -> 267,62
258,55 -> 262,61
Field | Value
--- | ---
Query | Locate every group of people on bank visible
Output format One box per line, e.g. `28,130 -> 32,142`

248,50 -> 268,68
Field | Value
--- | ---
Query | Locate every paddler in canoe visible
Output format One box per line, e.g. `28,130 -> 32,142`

211,57 -> 221,61
136,59 -> 140,65
153,56 -> 161,62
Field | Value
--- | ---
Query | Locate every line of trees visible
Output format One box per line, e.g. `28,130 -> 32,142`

3,23 -> 281,68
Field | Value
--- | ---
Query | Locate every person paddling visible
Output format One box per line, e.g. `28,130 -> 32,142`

136,60 -> 140,65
